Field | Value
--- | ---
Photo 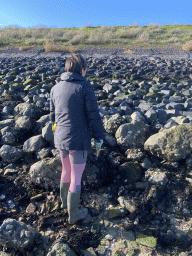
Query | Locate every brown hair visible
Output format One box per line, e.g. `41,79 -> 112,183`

65,53 -> 87,75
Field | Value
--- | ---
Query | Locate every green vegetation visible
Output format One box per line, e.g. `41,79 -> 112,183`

146,92 -> 157,97
0,24 -> 192,51
166,124 -> 187,140
136,233 -> 157,248
106,206 -> 125,219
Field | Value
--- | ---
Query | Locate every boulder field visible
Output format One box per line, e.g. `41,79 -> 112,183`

0,49 -> 192,255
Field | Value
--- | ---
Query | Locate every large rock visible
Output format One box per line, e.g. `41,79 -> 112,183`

0,218 -> 45,252
0,145 -> 24,163
103,113 -> 127,134
42,122 -> 54,146
29,156 -> 61,189
115,119 -> 150,150
47,241 -> 77,256
144,108 -> 157,124
0,252 -> 10,256
15,116 -> 33,130
144,123 -> 192,161
118,196 -> 137,214
14,102 -> 41,119
106,206 -> 127,219
136,233 -> 157,248
0,119 -> 15,129
23,135 -> 47,153
34,114 -> 50,133
119,161 -> 143,183
1,126 -> 17,145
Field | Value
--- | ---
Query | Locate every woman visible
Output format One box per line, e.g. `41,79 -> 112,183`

50,53 -> 105,224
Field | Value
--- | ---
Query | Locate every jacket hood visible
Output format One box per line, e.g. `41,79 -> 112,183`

60,72 -> 86,81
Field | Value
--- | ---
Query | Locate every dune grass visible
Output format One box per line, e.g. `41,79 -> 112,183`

0,24 -> 192,52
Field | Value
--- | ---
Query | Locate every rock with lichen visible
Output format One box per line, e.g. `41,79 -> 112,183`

144,123 -> 192,161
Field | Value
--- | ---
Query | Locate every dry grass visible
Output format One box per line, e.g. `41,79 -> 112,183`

85,27 -> 113,45
182,41 -> 192,51
123,49 -> 135,54
86,33 -> 111,45
114,27 -> 142,39
147,23 -> 160,27
136,32 -> 150,42
0,46 -> 9,51
18,45 -> 32,51
67,31 -> 87,45
65,45 -> 80,52
0,25 -> 192,51
43,41 -> 79,52
43,42 -> 63,52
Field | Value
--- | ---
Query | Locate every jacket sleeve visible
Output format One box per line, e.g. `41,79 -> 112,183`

50,88 -> 55,124
84,82 -> 105,140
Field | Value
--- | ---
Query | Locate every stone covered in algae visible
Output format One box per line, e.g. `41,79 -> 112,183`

106,206 -> 126,219
23,78 -> 36,85
136,233 -> 157,248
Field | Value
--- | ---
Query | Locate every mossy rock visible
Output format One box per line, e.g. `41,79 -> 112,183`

28,84 -> 41,91
119,161 -> 142,183
145,123 -> 192,161
146,92 -> 157,97
41,73 -> 46,81
116,93 -> 129,100
10,83 -> 23,91
48,241 -> 76,256
113,73 -> 121,79
157,92 -> 163,96
113,249 -> 122,256
166,124 -> 188,139
124,72 -> 131,79
87,77 -> 97,82
106,206 -> 126,219
136,89 -> 147,96
126,250 -> 137,256
24,84 -> 34,91
136,233 -> 157,248
95,245 -> 107,256
145,92 -> 157,100
127,241 -> 139,250
130,74 -> 138,81
115,240 -> 127,249
152,87 -> 158,91
124,94 -> 135,99
153,76 -> 164,83
23,79 -> 36,85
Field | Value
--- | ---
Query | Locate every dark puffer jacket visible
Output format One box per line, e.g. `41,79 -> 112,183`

50,72 -> 105,151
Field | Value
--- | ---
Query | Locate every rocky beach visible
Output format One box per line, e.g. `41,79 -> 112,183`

0,46 -> 192,255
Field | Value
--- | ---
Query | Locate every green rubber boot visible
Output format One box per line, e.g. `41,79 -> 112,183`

60,182 -> 70,209
67,191 -> 88,224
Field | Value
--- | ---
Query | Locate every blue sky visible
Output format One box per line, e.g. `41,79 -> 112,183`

0,0 -> 191,28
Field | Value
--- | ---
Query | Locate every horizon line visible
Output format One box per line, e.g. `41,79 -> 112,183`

0,23 -> 192,29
